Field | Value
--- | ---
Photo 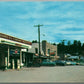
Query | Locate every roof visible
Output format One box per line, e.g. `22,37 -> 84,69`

0,33 -> 32,45
0,33 -> 32,48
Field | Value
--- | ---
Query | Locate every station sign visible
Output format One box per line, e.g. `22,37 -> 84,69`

10,49 -> 20,55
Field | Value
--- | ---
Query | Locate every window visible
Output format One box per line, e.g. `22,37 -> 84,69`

48,49 -> 50,54
35,48 -> 38,53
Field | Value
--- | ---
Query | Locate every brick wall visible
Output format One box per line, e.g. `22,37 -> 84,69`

42,40 -> 57,60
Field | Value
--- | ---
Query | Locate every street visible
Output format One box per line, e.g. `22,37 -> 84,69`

0,66 -> 84,83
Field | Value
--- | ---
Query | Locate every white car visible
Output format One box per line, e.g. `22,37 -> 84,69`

66,61 -> 71,65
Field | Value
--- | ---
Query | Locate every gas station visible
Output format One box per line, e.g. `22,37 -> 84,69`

0,33 -> 32,70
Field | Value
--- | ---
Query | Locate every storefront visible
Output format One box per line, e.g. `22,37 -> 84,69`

0,33 -> 32,70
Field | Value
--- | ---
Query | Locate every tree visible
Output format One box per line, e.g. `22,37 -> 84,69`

67,40 -> 71,46
72,40 -> 78,55
77,41 -> 81,55
32,40 -> 38,43
57,40 -> 66,60
81,43 -> 84,56
66,40 -> 71,54
52,43 -> 56,45
58,40 -> 82,59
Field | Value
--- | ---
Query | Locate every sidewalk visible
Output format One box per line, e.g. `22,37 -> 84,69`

0,67 -> 38,72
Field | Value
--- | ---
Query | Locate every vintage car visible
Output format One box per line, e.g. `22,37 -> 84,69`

54,60 -> 66,66
41,59 -> 56,66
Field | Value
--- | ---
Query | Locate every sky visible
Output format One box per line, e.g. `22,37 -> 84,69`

0,2 -> 84,44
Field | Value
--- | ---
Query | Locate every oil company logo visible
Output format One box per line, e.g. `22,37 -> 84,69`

15,50 -> 18,54
10,49 -> 20,55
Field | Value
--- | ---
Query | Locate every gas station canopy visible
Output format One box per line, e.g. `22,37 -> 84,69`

0,33 -> 32,49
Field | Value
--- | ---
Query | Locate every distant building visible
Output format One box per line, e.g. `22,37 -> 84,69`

42,40 -> 58,61
28,43 -> 44,56
28,40 -> 58,61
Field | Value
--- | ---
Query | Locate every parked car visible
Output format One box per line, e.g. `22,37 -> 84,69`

54,60 -> 66,66
41,59 -> 56,66
65,61 -> 72,65
65,61 -> 76,65
75,61 -> 80,65
79,62 -> 84,66
75,60 -> 84,65
70,61 -> 76,65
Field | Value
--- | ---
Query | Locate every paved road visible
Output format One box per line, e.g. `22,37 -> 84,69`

0,66 -> 84,83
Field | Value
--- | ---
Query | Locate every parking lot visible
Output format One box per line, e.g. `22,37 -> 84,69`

0,66 -> 84,83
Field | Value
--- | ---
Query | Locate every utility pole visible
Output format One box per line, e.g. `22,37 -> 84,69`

34,24 -> 43,58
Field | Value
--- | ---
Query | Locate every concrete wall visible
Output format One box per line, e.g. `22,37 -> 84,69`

28,43 -> 44,55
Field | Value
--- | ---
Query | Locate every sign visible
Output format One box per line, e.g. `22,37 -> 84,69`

15,50 -> 18,54
10,49 -> 20,55
50,52 -> 55,56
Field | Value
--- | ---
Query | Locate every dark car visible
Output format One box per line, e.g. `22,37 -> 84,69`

54,60 -> 66,66
41,59 -> 56,66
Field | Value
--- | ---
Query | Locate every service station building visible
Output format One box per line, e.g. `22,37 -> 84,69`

0,33 -> 32,70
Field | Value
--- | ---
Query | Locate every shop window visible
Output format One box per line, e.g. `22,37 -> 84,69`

35,48 -> 38,53
48,49 -> 50,54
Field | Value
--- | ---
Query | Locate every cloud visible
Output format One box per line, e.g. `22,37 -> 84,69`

0,2 -> 84,44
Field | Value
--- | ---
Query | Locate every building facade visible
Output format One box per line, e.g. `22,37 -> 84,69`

42,40 -> 58,61
28,43 -> 44,56
28,40 -> 58,62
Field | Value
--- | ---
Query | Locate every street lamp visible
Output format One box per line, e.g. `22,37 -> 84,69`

34,24 -> 43,58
